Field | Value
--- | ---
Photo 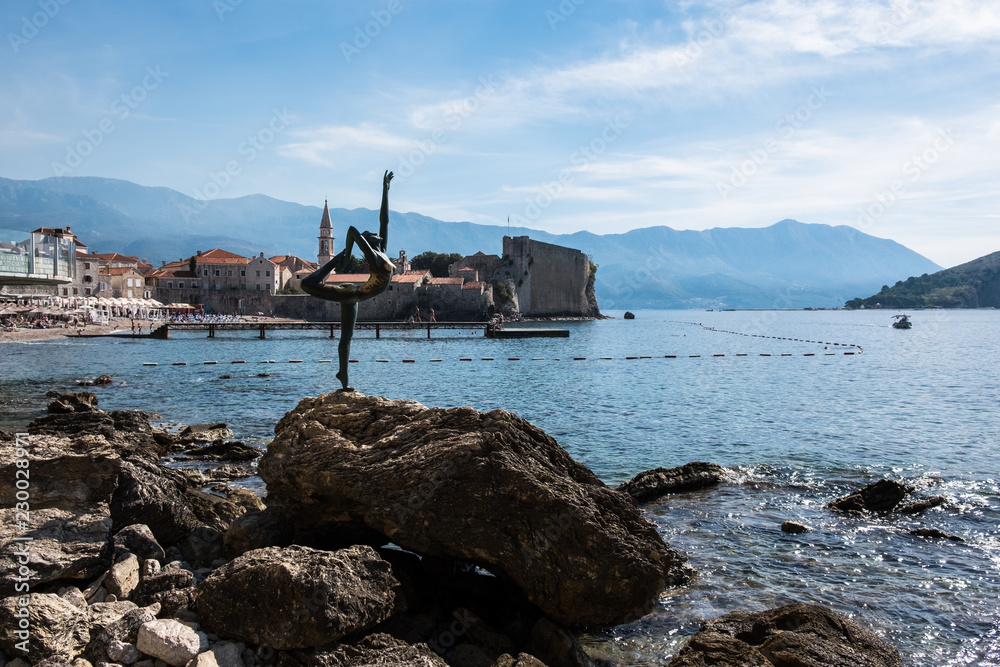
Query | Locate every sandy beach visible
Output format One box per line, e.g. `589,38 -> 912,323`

0,322 -> 118,344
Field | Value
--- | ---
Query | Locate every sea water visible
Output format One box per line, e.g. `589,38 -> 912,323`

2,309 -> 998,666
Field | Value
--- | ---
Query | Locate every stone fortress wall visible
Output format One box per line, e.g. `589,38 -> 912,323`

501,236 -> 594,317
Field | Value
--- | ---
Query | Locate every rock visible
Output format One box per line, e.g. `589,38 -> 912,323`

107,554 -> 140,600
73,659 -> 95,667
212,486 -> 265,513
0,593 -> 90,662
132,570 -> 194,609
0,434 -> 121,513
309,633 -> 447,666
178,527 -> 224,566
48,392 -> 100,413
0,508 -> 112,595
198,545 -> 404,650
895,496 -> 946,515
106,639 -> 140,665
447,643 -> 494,667
524,617 -> 595,667
60,587 -> 89,609
491,655 -> 547,667
222,507 -> 295,560
781,520 -> 811,534
909,528 -> 964,541
110,460 -> 241,547
142,560 -> 161,578
179,425 -> 234,444
185,652 -> 219,667
84,606 -> 158,666
260,392 -> 690,626
78,375 -> 114,387
182,441 -> 262,462
136,620 -> 207,667
204,642 -> 244,667
623,311 -> 635,319
666,602 -> 902,667
113,525 -> 167,562
142,590 -> 198,618
27,407 -> 166,459
617,462 -> 725,502
827,479 -> 914,514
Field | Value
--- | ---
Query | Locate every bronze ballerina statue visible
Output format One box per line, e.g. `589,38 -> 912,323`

301,170 -> 395,391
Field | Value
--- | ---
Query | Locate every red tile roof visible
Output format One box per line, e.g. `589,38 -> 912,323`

94,253 -> 139,262
197,249 -> 249,264
428,277 -> 464,286
148,268 -> 197,278
393,272 -> 429,284
462,281 -> 485,290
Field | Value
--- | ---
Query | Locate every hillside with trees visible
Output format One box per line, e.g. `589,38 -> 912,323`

846,250 -> 1000,309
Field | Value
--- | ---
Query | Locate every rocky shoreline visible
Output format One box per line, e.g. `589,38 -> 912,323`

0,389 -> 910,666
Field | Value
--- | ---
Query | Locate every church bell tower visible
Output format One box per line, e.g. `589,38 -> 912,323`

318,199 -> 335,266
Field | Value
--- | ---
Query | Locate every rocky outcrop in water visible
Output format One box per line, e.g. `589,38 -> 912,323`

259,391 -> 691,627
667,603 -> 902,667
0,391 -> 908,667
828,479 -> 947,516
617,462 -> 725,502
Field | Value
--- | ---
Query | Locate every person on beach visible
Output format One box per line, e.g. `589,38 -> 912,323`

301,170 -> 395,391
414,306 -> 422,323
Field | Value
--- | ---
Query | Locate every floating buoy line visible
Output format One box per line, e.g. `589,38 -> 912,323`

139,322 -> 862,368
139,350 -> 859,368
674,320 -> 864,354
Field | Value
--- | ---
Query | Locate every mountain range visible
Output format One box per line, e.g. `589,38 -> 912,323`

0,176 -> 943,309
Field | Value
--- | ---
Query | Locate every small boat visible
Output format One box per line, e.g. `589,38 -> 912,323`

892,314 -> 912,329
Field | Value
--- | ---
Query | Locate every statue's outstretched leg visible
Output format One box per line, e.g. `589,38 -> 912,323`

337,302 -> 358,391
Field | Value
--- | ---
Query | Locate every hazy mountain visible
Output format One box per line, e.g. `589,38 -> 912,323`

847,250 -> 1000,309
0,176 -> 942,309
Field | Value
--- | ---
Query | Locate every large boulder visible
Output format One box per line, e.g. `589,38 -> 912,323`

0,593 -> 90,662
667,603 -> 902,667
259,392 -> 690,627
109,459 -> 241,547
0,434 -> 121,513
0,508 -> 112,595
197,544 -> 404,649
617,462 -> 725,502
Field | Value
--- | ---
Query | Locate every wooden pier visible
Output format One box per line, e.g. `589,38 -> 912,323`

486,327 -> 570,339
164,321 -> 490,339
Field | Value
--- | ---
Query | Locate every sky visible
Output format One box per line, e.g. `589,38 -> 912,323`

1,0 -> 999,269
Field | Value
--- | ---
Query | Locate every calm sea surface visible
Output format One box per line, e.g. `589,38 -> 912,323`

3,309 -> 999,666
